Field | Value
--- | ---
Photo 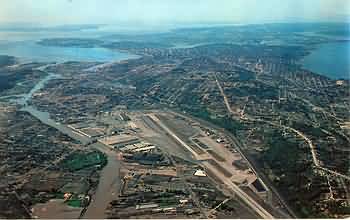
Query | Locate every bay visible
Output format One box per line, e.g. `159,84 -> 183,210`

302,41 -> 350,79
0,40 -> 138,63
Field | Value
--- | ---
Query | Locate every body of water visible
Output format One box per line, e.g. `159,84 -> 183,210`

0,40 -> 138,63
302,41 -> 350,79
9,64 -> 121,218
9,67 -> 91,144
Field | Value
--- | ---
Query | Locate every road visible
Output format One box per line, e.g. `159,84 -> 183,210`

215,74 -> 350,181
259,119 -> 320,167
158,146 -> 209,218
12,65 -> 122,218
203,160 -> 274,219
17,109 -> 122,219
178,110 -> 295,218
148,113 -> 274,219
250,118 -> 350,181
215,74 -> 238,116
19,106 -> 122,218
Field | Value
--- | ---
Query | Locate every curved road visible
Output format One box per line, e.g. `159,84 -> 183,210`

215,74 -> 350,181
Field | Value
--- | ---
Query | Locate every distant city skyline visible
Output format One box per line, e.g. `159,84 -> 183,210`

0,0 -> 349,28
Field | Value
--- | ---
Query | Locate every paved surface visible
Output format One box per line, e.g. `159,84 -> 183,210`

149,113 -> 274,219
215,74 -> 350,181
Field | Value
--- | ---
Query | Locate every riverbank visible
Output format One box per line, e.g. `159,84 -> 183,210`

6,63 -> 122,218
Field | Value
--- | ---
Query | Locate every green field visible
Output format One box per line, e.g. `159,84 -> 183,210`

61,150 -> 107,171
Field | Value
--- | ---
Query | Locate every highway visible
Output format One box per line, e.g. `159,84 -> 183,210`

203,160 -> 274,219
148,113 -> 275,219
178,110 -> 296,218
215,73 -> 350,182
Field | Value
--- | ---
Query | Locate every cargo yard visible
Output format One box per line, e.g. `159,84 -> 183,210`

55,108 -> 287,218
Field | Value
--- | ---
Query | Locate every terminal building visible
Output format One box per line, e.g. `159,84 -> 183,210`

99,134 -> 140,149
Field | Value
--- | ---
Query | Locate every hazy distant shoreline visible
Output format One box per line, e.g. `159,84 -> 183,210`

301,41 -> 350,79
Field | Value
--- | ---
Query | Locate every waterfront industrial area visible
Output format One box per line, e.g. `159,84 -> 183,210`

1,95 -> 283,218
0,101 -> 280,218
0,61 -> 289,218
0,22 -> 349,219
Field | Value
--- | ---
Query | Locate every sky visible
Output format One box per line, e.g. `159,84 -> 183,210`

0,0 -> 349,28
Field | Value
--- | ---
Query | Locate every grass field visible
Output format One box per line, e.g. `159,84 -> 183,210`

61,150 -> 107,171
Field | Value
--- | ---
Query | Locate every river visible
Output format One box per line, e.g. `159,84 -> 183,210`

82,143 -> 121,219
9,64 -> 121,218
9,66 -> 91,144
